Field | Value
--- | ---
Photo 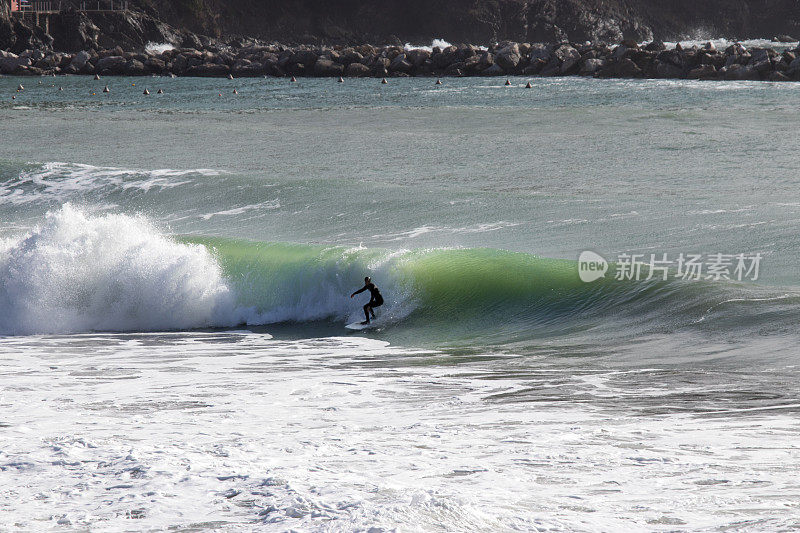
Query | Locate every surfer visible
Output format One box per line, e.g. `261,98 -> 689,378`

350,277 -> 383,324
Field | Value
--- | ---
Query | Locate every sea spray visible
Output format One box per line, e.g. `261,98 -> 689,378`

0,205 -> 245,335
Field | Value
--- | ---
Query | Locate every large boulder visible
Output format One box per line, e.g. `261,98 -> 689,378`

529,44 -> 552,63
389,53 -> 413,73
232,61 -> 265,77
0,52 -> 30,74
463,54 -> 482,73
495,43 -> 521,72
289,49 -> 319,67
748,48 -> 773,74
339,49 -> 364,65
124,59 -> 147,76
145,57 -> 166,73
481,63 -> 504,76
723,64 -> 758,80
769,71 -> 791,81
70,50 -> 90,70
610,58 -> 643,78
553,44 -> 581,74
184,63 -> 230,77
406,48 -> 431,67
345,62 -> 370,77
688,64 -> 717,79
654,60 -> 684,78
95,55 -> 126,74
313,58 -> 343,77
372,57 -> 390,77
579,58 -> 605,75
645,40 -> 667,52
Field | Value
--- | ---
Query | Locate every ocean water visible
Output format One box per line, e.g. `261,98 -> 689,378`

2,74 -> 800,531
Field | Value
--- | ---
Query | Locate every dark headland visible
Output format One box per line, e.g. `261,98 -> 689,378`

1,0 -> 799,81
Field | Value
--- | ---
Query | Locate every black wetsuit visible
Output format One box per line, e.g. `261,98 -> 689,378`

352,282 -> 383,321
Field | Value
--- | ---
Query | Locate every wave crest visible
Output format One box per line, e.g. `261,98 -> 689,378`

0,205 -> 244,335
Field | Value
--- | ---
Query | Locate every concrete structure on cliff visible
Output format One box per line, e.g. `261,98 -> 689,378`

10,0 -> 127,33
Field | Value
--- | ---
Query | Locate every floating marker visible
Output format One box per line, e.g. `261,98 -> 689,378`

11,95 -> 15,100
381,77 -> 388,84
58,86 -> 63,91
227,73 -> 234,80
157,88 -> 163,94
337,76 -> 344,83
505,79 -> 511,86
435,79 -> 442,85
290,76 -> 297,82
143,88 -> 150,95
233,88 -> 238,94
17,84 -> 23,91
525,81 -> 532,88
94,73 -> 100,80
103,85 -> 110,93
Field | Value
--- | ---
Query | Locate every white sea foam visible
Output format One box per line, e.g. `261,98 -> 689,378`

404,38 -> 454,52
144,42 -> 176,55
370,221 -> 520,242
0,162 -> 220,205
2,331 -> 799,531
199,200 -> 281,220
0,205 -> 247,335
661,37 -> 798,51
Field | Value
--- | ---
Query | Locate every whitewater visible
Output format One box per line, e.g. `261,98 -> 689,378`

2,74 -> 800,531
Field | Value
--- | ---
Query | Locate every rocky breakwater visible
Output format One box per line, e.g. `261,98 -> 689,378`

3,39 -> 800,82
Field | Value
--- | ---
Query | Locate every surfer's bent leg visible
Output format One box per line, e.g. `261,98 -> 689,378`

363,304 -> 371,322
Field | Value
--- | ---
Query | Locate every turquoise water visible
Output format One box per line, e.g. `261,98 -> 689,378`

1,74 -> 800,530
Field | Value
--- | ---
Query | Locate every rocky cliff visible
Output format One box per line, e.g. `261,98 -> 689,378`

1,0 -> 799,53
125,0 -> 800,44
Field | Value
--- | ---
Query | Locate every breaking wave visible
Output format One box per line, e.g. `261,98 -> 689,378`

2,206 -> 798,343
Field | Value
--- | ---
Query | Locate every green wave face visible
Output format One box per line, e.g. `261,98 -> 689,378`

179,236 -> 798,346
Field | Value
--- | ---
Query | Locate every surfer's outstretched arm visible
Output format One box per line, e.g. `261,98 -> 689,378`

350,286 -> 367,298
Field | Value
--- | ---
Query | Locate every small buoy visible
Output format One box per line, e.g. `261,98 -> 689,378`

337,76 -> 344,83
218,93 -> 222,96
17,84 -> 23,91
58,86 -> 63,91
290,76 -> 297,82
157,88 -> 163,94
11,95 -> 15,100
103,85 -> 110,93
525,81 -> 532,88
381,77 -> 388,84
435,78 -> 442,85
94,73 -> 100,80
505,79 -> 511,86
91,92 -> 96,95
227,73 -> 234,80
131,83 -> 135,86
143,88 -> 150,95
233,88 -> 238,94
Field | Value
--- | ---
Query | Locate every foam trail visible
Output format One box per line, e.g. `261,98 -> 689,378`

0,205 -> 246,335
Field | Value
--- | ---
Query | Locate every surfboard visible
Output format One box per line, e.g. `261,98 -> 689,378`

345,320 -> 379,331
